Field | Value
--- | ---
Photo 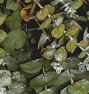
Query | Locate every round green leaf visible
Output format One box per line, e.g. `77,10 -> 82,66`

6,0 -> 20,11
2,30 -> 26,52
0,13 -> 7,25
20,58 -> 47,73
54,47 -> 67,61
65,25 -> 79,37
3,56 -> 19,71
0,48 -> 5,57
68,79 -> 89,94
66,38 -> 77,53
71,0 -> 84,10
30,71 -> 59,89
0,29 -> 7,43
79,39 -> 89,48
36,4 -> 54,20
39,18 -> 51,29
42,48 -> 56,60
38,32 -> 49,49
51,24 -> 65,39
5,10 -> 21,30
79,51 -> 87,59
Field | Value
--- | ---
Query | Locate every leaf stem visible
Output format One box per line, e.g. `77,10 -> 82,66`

17,0 -> 26,7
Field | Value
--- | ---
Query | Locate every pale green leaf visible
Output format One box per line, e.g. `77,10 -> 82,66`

0,48 -> 5,57
36,4 -> 55,20
5,10 -> 21,30
3,56 -> 18,71
20,58 -> 47,73
6,0 -> 20,11
0,0 -> 4,4
30,71 -> 59,89
79,39 -> 89,48
68,79 -> 89,94
38,32 -> 49,49
60,86 -> 69,94
39,18 -> 51,29
65,25 -> 80,37
51,24 -> 65,39
79,51 -> 87,59
66,38 -> 77,53
42,48 -> 56,60
83,57 -> 89,64
54,47 -> 67,61
75,16 -> 88,22
2,30 -> 26,52
0,13 -> 7,25
0,29 -> 7,43
71,0 -> 84,9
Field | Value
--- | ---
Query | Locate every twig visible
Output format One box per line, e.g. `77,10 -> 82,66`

17,0 -> 26,7
27,28 -> 39,31
34,16 -> 45,32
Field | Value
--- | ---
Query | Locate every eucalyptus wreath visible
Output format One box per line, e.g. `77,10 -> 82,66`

0,0 -> 89,94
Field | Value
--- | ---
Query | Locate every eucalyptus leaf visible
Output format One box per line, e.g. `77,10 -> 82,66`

75,16 -> 88,22
0,29 -> 7,43
0,48 -> 5,57
51,0 -> 61,6
65,25 -> 80,37
53,15 -> 64,26
83,57 -> 89,64
79,39 -> 89,48
60,79 -> 89,94
60,86 -> 69,94
3,55 -> 18,71
0,0 -> 4,4
2,30 -> 26,52
6,0 -> 20,11
36,4 -> 55,20
38,32 -> 49,49
79,51 -> 87,59
54,47 -> 67,62
66,38 -> 77,53
5,10 -> 21,30
52,70 -> 74,88
30,71 -> 59,89
20,58 -> 47,73
42,48 -> 56,60
71,0 -> 84,9
51,24 -> 65,39
39,18 -> 51,29
68,79 -> 89,94
0,13 -> 7,25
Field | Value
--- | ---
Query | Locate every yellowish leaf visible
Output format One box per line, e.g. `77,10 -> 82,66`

66,38 -> 77,53
51,24 -> 65,39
